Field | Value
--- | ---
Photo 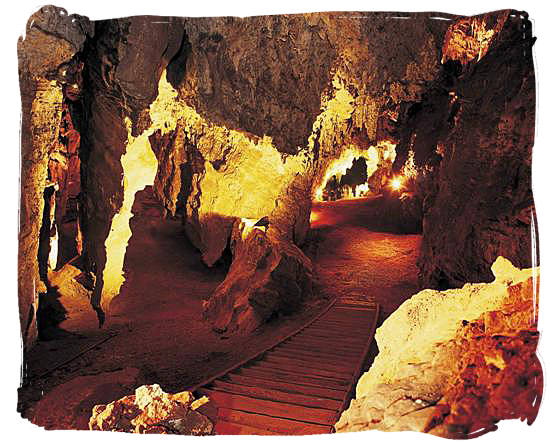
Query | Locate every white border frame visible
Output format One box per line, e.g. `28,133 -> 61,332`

3,1 -> 549,442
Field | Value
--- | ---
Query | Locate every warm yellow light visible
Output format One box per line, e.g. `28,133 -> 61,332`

309,210 -> 319,223
390,177 -> 402,191
48,228 -> 58,270
314,141 -> 396,201
101,118 -> 158,308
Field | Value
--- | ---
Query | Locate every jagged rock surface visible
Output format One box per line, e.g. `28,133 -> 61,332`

413,12 -> 537,288
335,257 -> 541,437
203,222 -> 313,334
81,16 -> 185,312
17,5 -> 92,347
89,384 -> 212,435
18,8 -> 537,341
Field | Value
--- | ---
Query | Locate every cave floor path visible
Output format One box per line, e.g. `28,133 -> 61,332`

307,196 -> 422,322
194,299 -> 379,435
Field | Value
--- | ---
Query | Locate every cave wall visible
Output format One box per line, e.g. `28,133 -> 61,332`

17,6 -> 92,347
81,16 -> 185,313
149,12 -> 450,332
18,7 -> 536,340
411,12 -> 537,288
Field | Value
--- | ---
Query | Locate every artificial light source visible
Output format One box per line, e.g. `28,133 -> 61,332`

390,177 -> 402,191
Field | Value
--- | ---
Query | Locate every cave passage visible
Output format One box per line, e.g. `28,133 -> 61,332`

308,195 -> 421,321
321,156 -> 369,201
17,7 -> 538,435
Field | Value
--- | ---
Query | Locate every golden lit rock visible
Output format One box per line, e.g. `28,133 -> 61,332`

336,257 -> 540,436
442,13 -> 508,66
89,384 -> 213,435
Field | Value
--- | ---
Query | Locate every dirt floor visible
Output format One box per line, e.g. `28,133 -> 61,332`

307,196 -> 421,322
19,191 -> 421,430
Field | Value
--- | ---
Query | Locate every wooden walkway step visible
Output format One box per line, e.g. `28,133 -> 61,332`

192,299 -> 379,435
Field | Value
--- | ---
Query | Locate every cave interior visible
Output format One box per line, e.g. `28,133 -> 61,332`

17,6 -> 540,437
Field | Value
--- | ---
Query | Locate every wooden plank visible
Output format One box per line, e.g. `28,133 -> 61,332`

296,331 -> 366,343
237,367 -> 348,390
276,340 -> 359,353
210,380 -> 341,410
298,331 -> 366,341
264,353 -> 356,374
335,303 -> 377,309
319,314 -> 371,322
252,360 -> 351,381
277,343 -> 360,359
332,306 -> 377,312
224,373 -> 346,401
305,324 -> 363,332
321,314 -> 370,320
292,330 -> 369,342
266,346 -> 357,369
303,322 -> 370,331
187,298 -> 338,392
200,388 -> 337,425
260,355 -> 354,376
217,408 -> 333,435
293,336 -> 367,347
312,318 -> 367,327
215,419 -> 279,435
286,337 -> 364,351
336,304 -> 380,419
269,347 -> 359,365
288,333 -> 364,343
322,309 -> 375,317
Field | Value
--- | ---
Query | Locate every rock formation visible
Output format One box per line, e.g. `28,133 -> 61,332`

18,7 -> 536,341
89,384 -> 212,435
203,221 -> 313,333
17,6 -> 92,347
412,12 -> 537,288
335,257 -> 541,437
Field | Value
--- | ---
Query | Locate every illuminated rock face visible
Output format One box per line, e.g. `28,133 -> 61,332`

81,18 -> 185,313
441,12 -> 508,66
89,384 -> 212,435
336,257 -> 541,436
18,8 -> 536,340
17,6 -> 92,347
203,221 -> 313,333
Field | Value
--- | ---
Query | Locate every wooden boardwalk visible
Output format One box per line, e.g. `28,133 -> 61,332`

193,299 -> 379,435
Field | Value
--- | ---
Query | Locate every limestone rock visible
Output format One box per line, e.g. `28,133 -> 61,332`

203,221 -> 313,334
415,12 -> 536,288
18,8 -> 536,347
441,12 -> 508,66
336,257 -> 541,436
17,5 -> 92,77
89,384 -> 213,435
17,5 -> 92,348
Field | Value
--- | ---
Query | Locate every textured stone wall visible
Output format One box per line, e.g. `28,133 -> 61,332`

17,5 -> 92,347
80,16 -> 184,313
18,7 -> 536,340
335,257 -> 541,436
414,12 -> 537,288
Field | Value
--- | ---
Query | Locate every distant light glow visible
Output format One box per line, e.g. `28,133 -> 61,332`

309,210 -> 320,224
48,228 -> 58,270
314,141 -> 396,201
390,177 -> 402,191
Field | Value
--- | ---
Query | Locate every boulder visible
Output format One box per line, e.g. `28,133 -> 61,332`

89,384 -> 212,435
335,257 -> 541,436
203,220 -> 313,334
